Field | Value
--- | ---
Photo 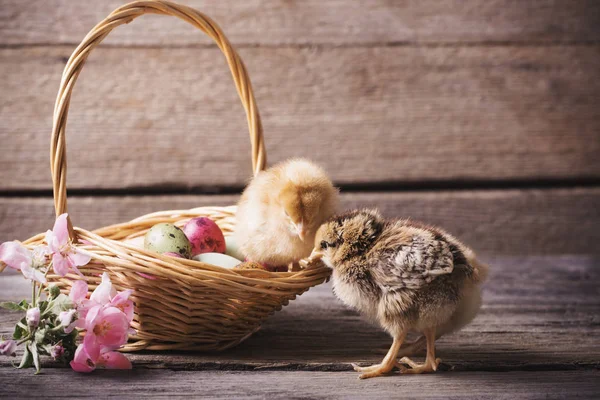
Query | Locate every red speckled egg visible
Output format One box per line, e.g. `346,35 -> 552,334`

183,217 -> 226,256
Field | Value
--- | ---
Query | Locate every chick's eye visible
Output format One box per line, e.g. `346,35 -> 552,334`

321,241 -> 335,249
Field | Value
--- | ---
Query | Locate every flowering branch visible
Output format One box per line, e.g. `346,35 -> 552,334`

0,213 -> 134,374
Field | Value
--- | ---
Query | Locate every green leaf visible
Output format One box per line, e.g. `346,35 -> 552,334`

13,317 -> 28,340
17,344 -> 33,369
45,294 -> 73,317
31,343 -> 41,374
34,328 -> 47,345
0,301 -> 25,311
18,300 -> 30,309
48,285 -> 61,299
38,300 -> 48,314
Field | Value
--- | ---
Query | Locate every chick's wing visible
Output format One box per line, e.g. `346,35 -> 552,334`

374,235 -> 455,291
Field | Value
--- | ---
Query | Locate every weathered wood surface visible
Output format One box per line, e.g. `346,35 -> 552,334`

1,369 -> 599,399
1,45 -> 599,190
1,0 -> 599,46
1,256 -> 599,370
0,256 -> 599,398
1,188 -> 599,255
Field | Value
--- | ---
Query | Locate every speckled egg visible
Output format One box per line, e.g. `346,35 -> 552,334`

192,252 -> 242,269
183,217 -> 226,256
144,223 -> 192,259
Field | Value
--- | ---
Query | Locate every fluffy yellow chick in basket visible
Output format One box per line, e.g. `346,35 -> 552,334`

234,158 -> 339,271
302,209 -> 488,379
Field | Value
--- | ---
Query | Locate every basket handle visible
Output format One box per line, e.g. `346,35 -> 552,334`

51,0 -> 266,240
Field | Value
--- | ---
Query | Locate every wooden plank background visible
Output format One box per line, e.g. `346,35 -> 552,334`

0,0 -> 599,255
2,0 -> 600,45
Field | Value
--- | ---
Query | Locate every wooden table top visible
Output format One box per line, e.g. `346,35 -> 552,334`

1,255 -> 598,399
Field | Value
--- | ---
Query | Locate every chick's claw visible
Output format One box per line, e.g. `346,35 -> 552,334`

358,365 -> 396,379
397,357 -> 441,374
351,362 -> 381,373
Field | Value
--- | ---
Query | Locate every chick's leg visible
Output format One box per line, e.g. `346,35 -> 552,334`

351,331 -> 406,379
398,327 -> 441,374
374,335 -> 426,355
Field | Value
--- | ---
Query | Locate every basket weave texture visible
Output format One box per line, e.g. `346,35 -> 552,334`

20,0 -> 331,352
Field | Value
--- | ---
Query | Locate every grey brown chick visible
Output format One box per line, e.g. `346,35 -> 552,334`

306,209 -> 488,379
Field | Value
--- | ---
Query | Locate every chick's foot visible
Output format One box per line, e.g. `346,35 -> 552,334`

351,332 -> 406,379
351,362 -> 383,373
357,363 -> 397,379
397,356 -> 441,374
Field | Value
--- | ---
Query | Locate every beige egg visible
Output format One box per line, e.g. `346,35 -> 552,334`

192,252 -> 242,269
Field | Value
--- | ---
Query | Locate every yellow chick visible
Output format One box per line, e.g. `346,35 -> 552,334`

234,158 -> 339,270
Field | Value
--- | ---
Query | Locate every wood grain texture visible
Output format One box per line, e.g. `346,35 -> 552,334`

1,256 -> 599,373
1,46 -> 599,190
1,369 -> 599,399
0,188 -> 598,255
1,0 -> 599,46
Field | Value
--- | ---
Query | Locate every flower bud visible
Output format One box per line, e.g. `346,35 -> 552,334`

48,285 -> 61,299
0,339 -> 17,357
26,307 -> 40,328
50,344 -> 64,360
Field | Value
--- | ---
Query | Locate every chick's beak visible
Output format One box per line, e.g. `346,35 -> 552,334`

309,248 -> 324,260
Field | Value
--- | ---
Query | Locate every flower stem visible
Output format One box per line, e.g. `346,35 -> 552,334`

16,336 -> 31,346
36,266 -> 52,301
32,281 -> 36,307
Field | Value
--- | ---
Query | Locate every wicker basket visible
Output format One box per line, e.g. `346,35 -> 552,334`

18,0 -> 331,352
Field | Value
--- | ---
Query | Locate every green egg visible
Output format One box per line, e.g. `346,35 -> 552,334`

144,223 -> 192,259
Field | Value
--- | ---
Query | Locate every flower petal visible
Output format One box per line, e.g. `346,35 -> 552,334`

0,339 -> 17,356
90,272 -> 115,305
110,290 -> 135,322
99,351 -> 132,370
59,309 -> 77,332
68,250 -> 91,267
83,332 -> 101,361
70,344 -> 96,373
45,230 -> 58,252
69,264 -> 85,278
21,264 -> 47,284
52,213 -> 70,246
70,280 -> 89,303
94,307 -> 130,349
84,304 -> 101,331
0,241 -> 32,271
52,253 -> 70,276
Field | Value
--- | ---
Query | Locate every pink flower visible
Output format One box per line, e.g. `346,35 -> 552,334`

89,273 -> 116,306
50,344 -> 64,360
70,280 -> 89,305
45,214 -> 91,277
83,306 -> 130,353
87,273 -> 134,322
59,309 -> 78,333
69,280 -> 91,320
0,242 -> 48,284
0,339 -> 17,357
26,307 -> 40,328
70,344 -> 131,373
109,290 -> 134,323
